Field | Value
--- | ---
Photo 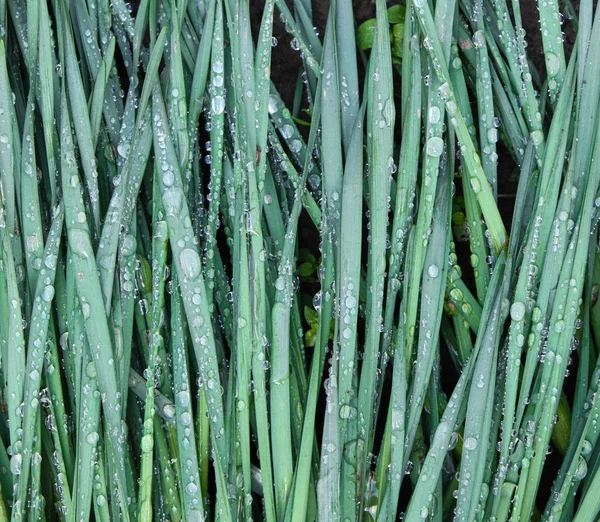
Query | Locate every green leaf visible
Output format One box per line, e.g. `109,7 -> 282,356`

391,23 -> 404,59
297,262 -> 315,277
304,305 -> 319,330
387,5 -> 406,24
356,19 -> 376,51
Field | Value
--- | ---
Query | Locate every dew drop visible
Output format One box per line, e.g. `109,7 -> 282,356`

268,95 -> 280,114
574,457 -> 587,481
545,53 -> 560,77
211,96 -> 225,115
141,434 -> 153,452
117,142 -> 130,158
281,124 -> 294,139
42,285 -> 55,302
464,437 -> 478,450
81,302 -> 91,320
426,136 -> 444,157
428,264 -> 439,278
179,249 -> 201,280
510,302 -> 526,321
345,295 -> 357,309
176,391 -> 190,408
339,405 -> 357,419
10,454 -> 22,475
428,106 -> 441,124
163,404 -> 176,419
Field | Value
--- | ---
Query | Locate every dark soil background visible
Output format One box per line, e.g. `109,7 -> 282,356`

251,0 -> 579,233
251,1 -> 579,109
247,1 -> 582,514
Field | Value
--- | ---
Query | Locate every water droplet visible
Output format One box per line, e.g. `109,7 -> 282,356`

464,437 -> 478,450
141,434 -> 153,452
176,391 -> 190,408
473,30 -> 485,48
45,254 -> 58,270
212,75 -> 223,87
179,249 -> 201,280
531,130 -> 544,146
275,277 -> 285,291
313,291 -> 322,312
268,95 -> 280,114
426,137 -> 444,157
86,362 -> 96,378
428,106 -> 441,124
290,139 -> 302,153
81,302 -> 91,320
428,265 -> 439,278
510,302 -> 526,321
163,404 -> 176,419
162,170 -> 175,187
211,96 -> 225,115
449,288 -> 463,302
186,482 -> 199,495
574,457 -> 587,481
470,178 -> 481,193
117,142 -> 130,158
281,124 -> 294,139
42,285 -> 55,302
339,405 -> 357,419
448,432 -> 459,450
10,454 -> 22,475
546,53 -> 560,77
